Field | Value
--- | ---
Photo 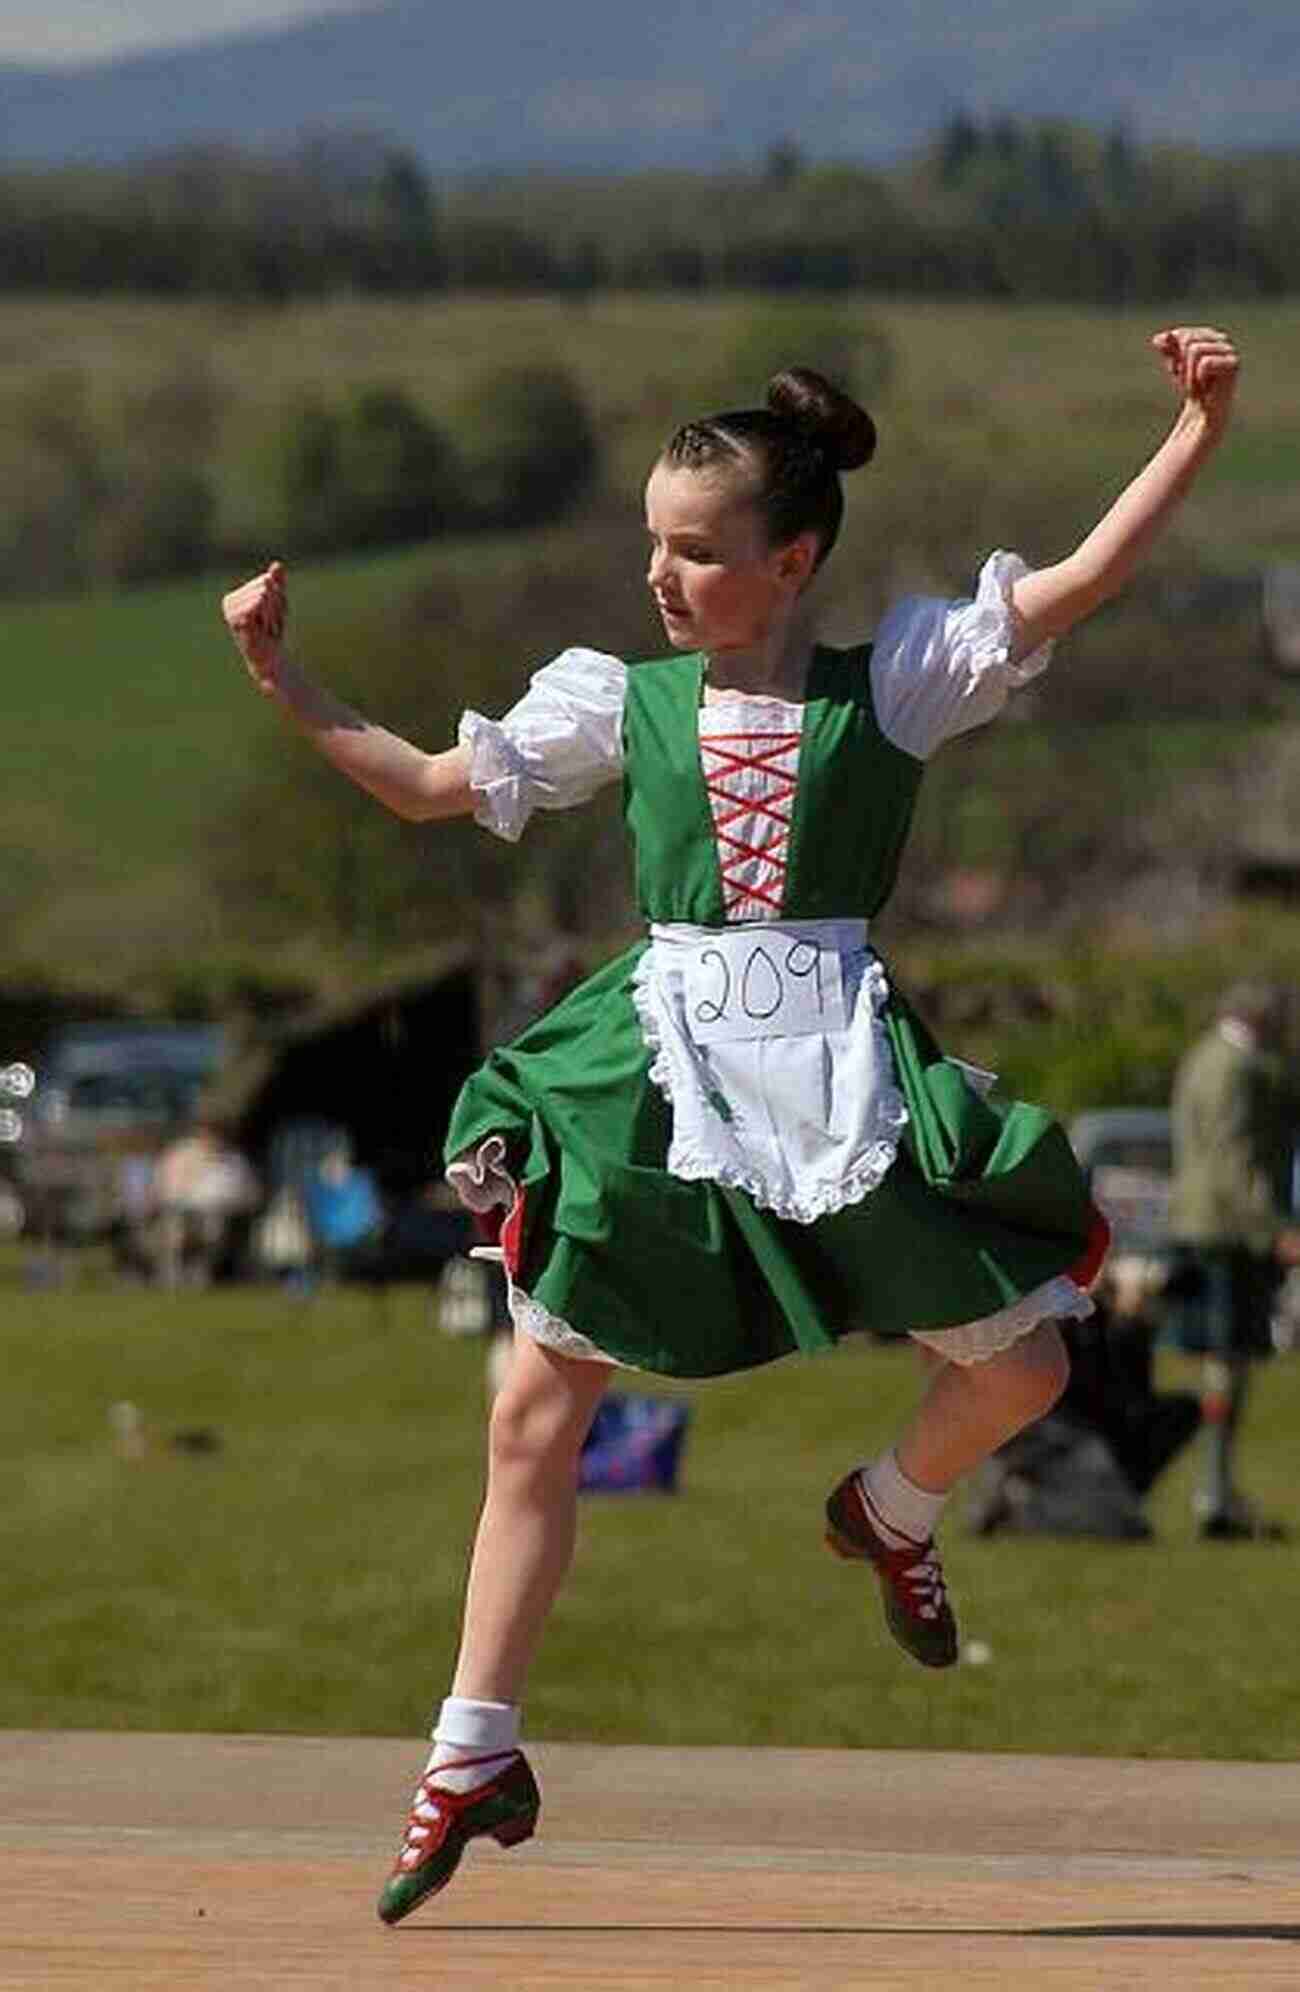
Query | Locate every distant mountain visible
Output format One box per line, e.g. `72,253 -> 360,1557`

1,0 -> 1296,172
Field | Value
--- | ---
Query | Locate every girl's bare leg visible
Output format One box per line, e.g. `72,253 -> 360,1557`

895,1320 -> 1070,1493
378,1330 -> 607,1924
450,1331 -> 611,1705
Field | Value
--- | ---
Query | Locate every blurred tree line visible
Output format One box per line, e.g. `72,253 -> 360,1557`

0,354 -> 597,594
3,118 -> 1299,303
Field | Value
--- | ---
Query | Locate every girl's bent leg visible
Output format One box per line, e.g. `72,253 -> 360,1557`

451,1331 -> 611,1706
826,1323 -> 1069,1673
896,1321 -> 1070,1493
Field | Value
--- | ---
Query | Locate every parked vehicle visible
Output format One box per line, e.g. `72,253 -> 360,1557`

17,1022 -> 225,1241
1068,1108 -> 1173,1262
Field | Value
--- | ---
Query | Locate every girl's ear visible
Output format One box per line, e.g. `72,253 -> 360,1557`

775,532 -> 820,592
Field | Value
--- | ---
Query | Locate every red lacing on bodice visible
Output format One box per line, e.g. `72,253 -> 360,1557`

699,727 -> 802,919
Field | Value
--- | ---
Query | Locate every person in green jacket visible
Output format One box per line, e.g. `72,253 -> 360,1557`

1168,981 -> 1300,1538
223,323 -> 1239,1922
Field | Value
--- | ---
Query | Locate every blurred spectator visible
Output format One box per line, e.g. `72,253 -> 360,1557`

1167,981 -> 1300,1540
302,1136 -> 384,1276
112,1140 -> 160,1280
152,1116 -> 261,1287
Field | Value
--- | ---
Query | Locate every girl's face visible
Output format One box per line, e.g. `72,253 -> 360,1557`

644,461 -> 814,654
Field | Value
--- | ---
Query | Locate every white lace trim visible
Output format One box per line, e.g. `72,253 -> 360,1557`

910,1275 -> 1094,1366
663,1133 -> 906,1223
509,1279 -> 626,1367
510,1267 -> 1090,1371
631,942 -> 675,1105
631,941 -> 909,1225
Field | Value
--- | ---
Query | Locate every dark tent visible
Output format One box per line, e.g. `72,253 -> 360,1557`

211,949 -> 480,1198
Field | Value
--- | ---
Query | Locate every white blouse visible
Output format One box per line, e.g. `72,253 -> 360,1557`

457,551 -> 1052,843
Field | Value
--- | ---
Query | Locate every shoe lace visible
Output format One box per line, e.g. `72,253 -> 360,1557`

395,1750 -> 519,1868
397,1779 -> 447,1866
894,1543 -> 948,1622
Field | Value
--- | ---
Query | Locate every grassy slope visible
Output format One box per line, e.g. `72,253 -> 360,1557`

3,291 -> 1298,552
3,1264 -> 1297,1757
0,547 -> 422,979
0,545 -> 440,872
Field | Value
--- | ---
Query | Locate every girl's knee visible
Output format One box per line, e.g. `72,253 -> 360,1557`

488,1388 -> 565,1476
978,1322 -> 1069,1422
486,1357 -> 602,1479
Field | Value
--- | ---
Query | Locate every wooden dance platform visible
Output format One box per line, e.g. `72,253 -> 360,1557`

3,1731 -> 1297,1988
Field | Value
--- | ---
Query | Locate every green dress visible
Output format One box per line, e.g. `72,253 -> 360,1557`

446,645 -> 1101,1378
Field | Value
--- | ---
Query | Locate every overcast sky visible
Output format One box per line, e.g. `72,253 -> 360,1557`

0,2 -> 362,67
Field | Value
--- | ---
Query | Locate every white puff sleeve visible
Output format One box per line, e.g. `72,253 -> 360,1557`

458,647 -> 627,842
869,551 -> 1053,761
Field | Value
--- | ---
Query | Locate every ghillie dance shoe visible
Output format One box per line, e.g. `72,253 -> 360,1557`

825,1471 -> 959,1670
377,1750 -> 540,1925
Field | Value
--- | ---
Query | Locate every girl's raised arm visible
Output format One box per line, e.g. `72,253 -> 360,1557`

1009,326 -> 1240,659
221,562 -> 473,823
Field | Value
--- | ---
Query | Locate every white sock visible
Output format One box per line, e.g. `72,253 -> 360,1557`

859,1449 -> 948,1550
423,1696 -> 520,1793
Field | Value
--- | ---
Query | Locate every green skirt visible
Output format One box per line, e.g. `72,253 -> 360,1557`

446,942 -> 1102,1378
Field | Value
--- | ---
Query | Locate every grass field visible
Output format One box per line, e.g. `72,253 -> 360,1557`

4,1256 -> 1297,1760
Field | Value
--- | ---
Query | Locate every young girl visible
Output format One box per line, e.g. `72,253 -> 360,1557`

222,323 -> 1239,1924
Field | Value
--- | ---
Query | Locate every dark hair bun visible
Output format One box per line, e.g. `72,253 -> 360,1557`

765,366 -> 876,471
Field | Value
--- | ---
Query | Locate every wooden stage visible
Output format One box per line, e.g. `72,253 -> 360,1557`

3,1731 -> 1297,1988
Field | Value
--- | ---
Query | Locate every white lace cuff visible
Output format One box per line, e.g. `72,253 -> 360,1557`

872,549 -> 1054,760
458,646 -> 627,842
459,710 -> 531,843
963,547 -> 1054,686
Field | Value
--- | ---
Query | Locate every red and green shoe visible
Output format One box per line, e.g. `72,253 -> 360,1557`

825,1471 -> 959,1670
377,1751 -> 540,1926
